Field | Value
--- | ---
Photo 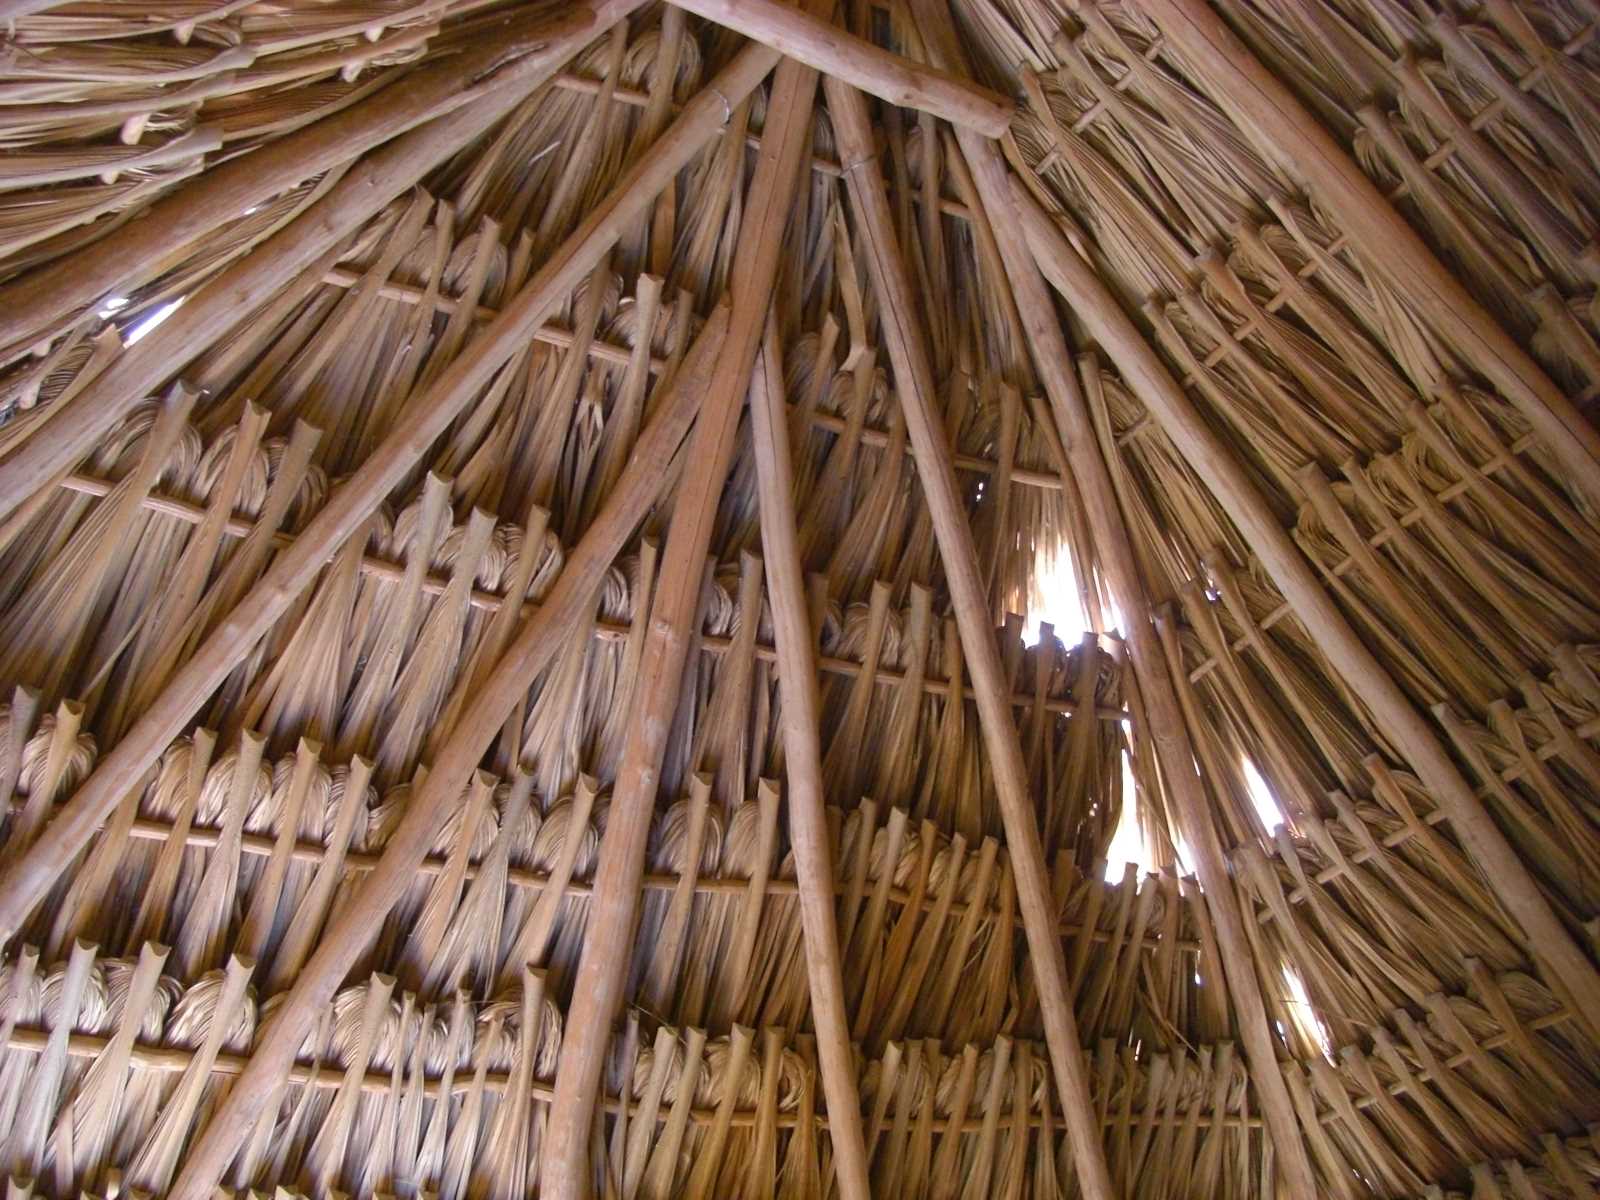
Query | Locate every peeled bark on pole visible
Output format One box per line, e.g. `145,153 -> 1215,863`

0,42 -> 778,949
1010,178 -> 1600,1044
0,3 -> 623,529
1129,0 -> 1600,516
822,72 -> 1118,1200
0,5 -> 602,366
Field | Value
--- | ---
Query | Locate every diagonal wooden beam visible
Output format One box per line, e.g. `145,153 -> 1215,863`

1011,179 -> 1600,1045
1125,0 -> 1600,515
0,41 -> 781,951
662,0 -> 1013,135
161,304 -> 731,1200
0,5 -> 603,369
820,72 -> 1116,1200
539,26 -> 831,1200
0,4 -> 630,531
987,174 -> 1330,1200
747,318 -> 872,1198
901,3 -> 1322,1197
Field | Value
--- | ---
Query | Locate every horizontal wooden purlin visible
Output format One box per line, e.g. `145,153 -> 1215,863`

5,988 -> 1572,1142
4,794 -> 1189,953
55,472 -> 1125,720
313,272 -> 1043,485
2,1024 -> 1262,1133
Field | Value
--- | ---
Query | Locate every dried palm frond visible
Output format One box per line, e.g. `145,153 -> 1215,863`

0,3 -> 1594,1199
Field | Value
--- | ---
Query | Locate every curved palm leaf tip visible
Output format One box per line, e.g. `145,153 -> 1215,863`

0,0 -> 1598,1197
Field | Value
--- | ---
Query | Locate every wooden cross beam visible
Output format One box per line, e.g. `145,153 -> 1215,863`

663,0 -> 1014,135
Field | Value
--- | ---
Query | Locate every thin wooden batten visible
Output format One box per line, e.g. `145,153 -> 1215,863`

1010,181 -> 1600,1045
1125,0 -> 1600,515
822,73 -> 1117,1200
541,28 -> 823,1198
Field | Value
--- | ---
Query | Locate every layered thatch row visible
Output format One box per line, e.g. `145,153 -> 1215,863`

0,945 -> 1283,1200
4,941 -> 1598,1200
0,0 -> 1598,1196
8,712 -> 1593,1198
0,385 -> 1124,858
0,710 -> 1183,1049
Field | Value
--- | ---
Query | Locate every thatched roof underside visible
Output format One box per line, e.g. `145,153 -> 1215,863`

0,0 -> 1598,1197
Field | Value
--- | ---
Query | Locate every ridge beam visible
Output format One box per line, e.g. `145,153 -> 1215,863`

662,0 -> 1014,135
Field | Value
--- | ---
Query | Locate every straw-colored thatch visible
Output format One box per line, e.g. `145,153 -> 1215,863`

0,0 -> 1596,1197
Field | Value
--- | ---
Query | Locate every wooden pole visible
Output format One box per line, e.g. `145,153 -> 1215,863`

746,320 -> 872,1200
993,155 -> 1320,1200
540,28 -> 825,1198
1127,0 -> 1600,515
162,304 -> 732,1200
902,5 -> 1319,1196
821,73 -> 1118,1200
0,5 -> 603,367
1010,179 -> 1600,1044
661,0 -> 1013,135
0,6 -> 626,529
0,43 -> 783,947
0,0 -> 69,18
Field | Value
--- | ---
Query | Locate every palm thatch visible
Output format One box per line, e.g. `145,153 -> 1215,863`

0,0 -> 1596,1197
